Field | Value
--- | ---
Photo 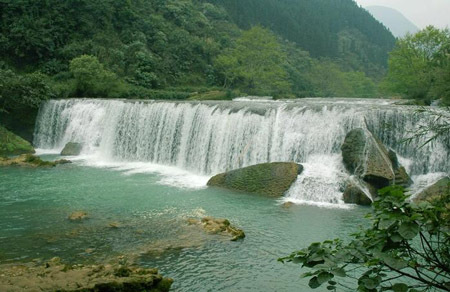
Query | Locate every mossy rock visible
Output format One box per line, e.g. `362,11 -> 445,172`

61,142 -> 82,156
342,183 -> 373,206
0,154 -> 58,167
341,128 -> 394,188
207,162 -> 303,197
0,125 -> 35,156
414,177 -> 450,203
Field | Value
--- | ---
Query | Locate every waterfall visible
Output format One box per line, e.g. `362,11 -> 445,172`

34,98 -> 450,204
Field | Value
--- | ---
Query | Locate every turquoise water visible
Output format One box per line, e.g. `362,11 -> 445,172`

0,159 -> 368,291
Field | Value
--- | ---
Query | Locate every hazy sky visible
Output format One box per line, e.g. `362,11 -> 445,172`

355,0 -> 450,29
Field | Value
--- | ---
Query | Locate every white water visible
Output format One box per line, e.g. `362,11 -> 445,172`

34,98 -> 449,204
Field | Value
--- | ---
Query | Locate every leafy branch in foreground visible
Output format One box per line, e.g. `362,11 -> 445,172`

280,186 -> 450,291
402,107 -> 450,148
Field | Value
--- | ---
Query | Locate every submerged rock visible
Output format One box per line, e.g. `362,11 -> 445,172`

61,142 -> 82,156
413,177 -> 450,202
0,261 -> 173,292
68,211 -> 88,221
188,217 -> 245,241
0,125 -> 35,156
207,162 -> 303,197
282,201 -> 295,208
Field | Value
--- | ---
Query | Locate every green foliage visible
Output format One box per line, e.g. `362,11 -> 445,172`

382,26 -> 450,104
280,186 -> 450,291
207,0 -> 395,77
69,55 -> 119,97
215,26 -> 291,96
0,69 -> 53,113
307,60 -> 377,97
0,125 -> 35,156
0,0 -> 387,100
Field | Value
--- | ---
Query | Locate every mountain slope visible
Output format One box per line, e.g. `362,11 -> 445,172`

366,6 -> 419,38
205,0 -> 396,75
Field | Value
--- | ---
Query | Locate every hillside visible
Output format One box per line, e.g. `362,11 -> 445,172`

366,6 -> 419,38
206,0 -> 396,76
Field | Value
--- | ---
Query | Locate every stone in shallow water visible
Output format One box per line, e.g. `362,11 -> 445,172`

187,217 -> 245,241
282,201 -> 295,208
68,211 -> 88,221
61,142 -> 82,156
207,162 -> 303,197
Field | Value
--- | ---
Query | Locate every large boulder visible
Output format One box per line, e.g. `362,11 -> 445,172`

413,177 -> 450,202
0,125 -> 35,156
341,128 -> 395,189
61,142 -> 82,156
207,162 -> 303,197
341,128 -> 412,190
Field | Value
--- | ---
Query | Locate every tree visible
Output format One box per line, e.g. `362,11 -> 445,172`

382,26 -> 450,104
0,69 -> 53,114
280,186 -> 450,291
69,55 -> 118,97
214,26 -> 292,96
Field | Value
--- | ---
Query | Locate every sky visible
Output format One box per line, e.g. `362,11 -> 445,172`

354,0 -> 450,29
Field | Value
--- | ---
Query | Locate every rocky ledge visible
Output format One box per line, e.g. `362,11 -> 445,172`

0,154 -> 71,168
0,257 -> 173,292
207,162 -> 303,197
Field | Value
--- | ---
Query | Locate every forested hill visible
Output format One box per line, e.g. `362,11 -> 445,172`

0,0 -> 397,136
206,0 -> 396,76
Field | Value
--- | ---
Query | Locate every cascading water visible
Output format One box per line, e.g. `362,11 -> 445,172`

34,98 -> 449,205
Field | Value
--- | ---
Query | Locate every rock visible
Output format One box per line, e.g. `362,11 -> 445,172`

282,201 -> 294,208
342,183 -> 372,206
207,162 -> 303,197
341,129 -> 413,205
0,261 -> 172,292
0,154 -> 57,167
0,125 -> 35,156
413,177 -> 450,202
68,211 -> 88,221
61,142 -> 82,156
55,159 -> 72,165
393,166 -> 413,188
108,222 -> 121,229
341,128 -> 394,189
188,217 -> 245,241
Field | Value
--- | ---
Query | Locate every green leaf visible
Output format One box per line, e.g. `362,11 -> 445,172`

383,256 -> 408,270
317,272 -> 334,284
331,268 -> 346,277
392,283 -> 409,292
398,222 -> 420,240
308,277 -> 321,289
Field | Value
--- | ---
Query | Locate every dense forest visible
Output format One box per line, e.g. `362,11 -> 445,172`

1,0 -> 449,138
207,0 -> 396,77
